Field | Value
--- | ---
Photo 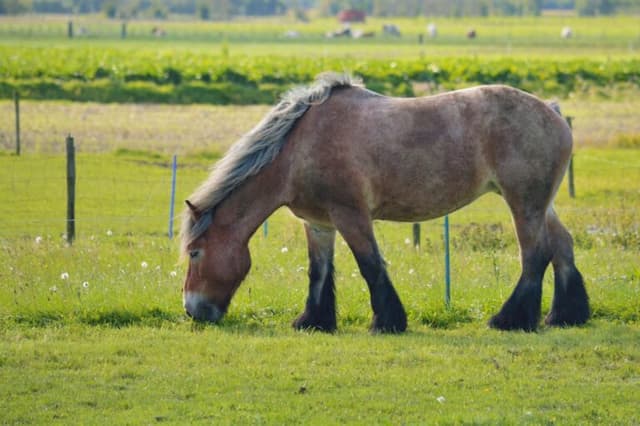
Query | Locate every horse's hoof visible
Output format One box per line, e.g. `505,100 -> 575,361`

292,313 -> 336,333
488,313 -> 537,332
544,309 -> 589,327
369,312 -> 407,334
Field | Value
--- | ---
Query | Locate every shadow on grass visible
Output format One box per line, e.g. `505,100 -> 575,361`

8,308 -> 185,328
415,306 -> 476,329
5,304 -> 636,332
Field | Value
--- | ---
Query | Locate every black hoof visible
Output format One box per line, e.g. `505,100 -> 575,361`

292,312 -> 336,333
544,306 -> 590,327
488,312 -> 538,332
370,310 -> 407,334
546,268 -> 590,327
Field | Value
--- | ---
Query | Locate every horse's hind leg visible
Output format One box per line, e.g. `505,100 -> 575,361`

293,223 -> 337,332
489,209 -> 551,332
544,209 -> 590,327
330,208 -> 407,333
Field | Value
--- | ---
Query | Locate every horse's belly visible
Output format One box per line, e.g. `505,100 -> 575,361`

371,189 -> 486,222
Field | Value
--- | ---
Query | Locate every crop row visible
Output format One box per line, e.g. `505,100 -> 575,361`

1,46 -> 639,103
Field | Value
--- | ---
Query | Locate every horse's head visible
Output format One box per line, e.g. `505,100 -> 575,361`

182,201 -> 251,323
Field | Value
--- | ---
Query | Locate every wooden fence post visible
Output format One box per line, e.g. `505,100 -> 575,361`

66,135 -> 76,244
14,91 -> 20,156
566,116 -> 575,198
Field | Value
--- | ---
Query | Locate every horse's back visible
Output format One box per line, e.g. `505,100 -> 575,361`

285,84 -> 573,223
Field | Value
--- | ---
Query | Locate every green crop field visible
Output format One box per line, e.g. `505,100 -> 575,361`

1,14 -> 639,424
2,15 -> 640,103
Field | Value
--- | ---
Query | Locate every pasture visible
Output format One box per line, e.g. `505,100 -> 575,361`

1,102 -> 639,423
1,14 -> 639,424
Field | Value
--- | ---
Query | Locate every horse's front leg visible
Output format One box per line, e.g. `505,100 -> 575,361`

293,223 -> 337,332
330,208 -> 407,334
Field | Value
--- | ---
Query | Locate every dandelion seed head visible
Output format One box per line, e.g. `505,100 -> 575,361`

141,261 -> 148,269
82,281 -> 89,288
60,272 -> 69,280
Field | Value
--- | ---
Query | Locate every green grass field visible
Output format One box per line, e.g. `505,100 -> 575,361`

1,143 -> 638,423
0,15 -> 639,423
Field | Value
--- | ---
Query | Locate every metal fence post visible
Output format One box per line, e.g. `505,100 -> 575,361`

444,215 -> 451,307
168,155 -> 177,238
66,135 -> 76,244
14,91 -> 20,156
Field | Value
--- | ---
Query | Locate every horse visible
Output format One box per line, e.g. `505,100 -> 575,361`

180,73 -> 590,333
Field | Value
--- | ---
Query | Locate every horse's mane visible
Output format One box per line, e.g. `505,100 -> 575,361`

180,72 -> 361,253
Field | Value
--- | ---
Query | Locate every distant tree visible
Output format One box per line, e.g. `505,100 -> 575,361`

103,0 -> 117,17
0,0 -> 32,14
197,0 -> 210,19
575,0 -> 618,14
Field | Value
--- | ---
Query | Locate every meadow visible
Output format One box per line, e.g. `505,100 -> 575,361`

1,14 -> 639,424
1,104 -> 639,423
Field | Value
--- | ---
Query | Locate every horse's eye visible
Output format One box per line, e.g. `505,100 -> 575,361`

189,249 -> 203,261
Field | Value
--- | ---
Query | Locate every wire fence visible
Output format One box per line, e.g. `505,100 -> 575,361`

1,140 -> 638,240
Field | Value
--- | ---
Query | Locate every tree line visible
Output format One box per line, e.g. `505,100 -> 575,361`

1,0 -> 639,17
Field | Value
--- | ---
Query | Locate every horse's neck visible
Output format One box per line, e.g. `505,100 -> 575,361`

213,162 -> 286,243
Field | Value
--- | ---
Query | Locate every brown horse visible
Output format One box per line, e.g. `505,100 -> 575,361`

180,73 -> 589,333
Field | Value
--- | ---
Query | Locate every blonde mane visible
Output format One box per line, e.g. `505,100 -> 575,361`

180,73 -> 361,253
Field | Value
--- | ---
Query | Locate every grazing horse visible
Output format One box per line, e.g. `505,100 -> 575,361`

180,73 -> 590,333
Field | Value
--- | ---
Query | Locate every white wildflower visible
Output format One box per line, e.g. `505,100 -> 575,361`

404,238 -> 411,245
60,272 -> 69,280
409,268 -> 415,275
141,261 -> 148,269
49,285 -> 57,292
106,229 -> 113,236
82,281 -> 89,288
35,236 -> 43,244
281,247 -> 288,253
436,396 -> 446,404
170,271 -> 177,277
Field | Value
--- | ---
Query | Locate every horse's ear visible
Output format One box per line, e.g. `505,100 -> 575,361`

185,200 -> 200,218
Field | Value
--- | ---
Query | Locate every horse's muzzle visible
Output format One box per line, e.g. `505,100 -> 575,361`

183,292 -> 224,323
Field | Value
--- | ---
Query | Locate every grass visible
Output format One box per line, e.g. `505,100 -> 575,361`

1,322 -> 638,424
0,19 -> 639,418
0,144 -> 638,422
